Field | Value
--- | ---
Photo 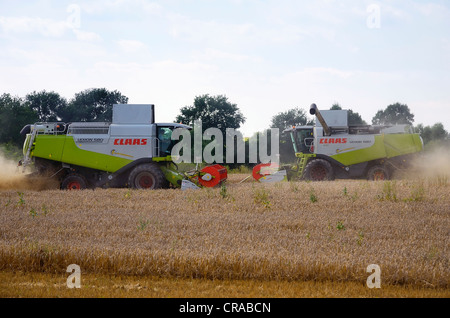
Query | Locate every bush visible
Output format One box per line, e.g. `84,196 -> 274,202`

0,142 -> 23,161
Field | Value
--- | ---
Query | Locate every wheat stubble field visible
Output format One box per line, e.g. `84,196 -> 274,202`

0,167 -> 449,298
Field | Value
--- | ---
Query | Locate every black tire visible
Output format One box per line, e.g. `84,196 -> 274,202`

127,163 -> 165,190
61,174 -> 88,190
367,165 -> 390,181
304,159 -> 334,181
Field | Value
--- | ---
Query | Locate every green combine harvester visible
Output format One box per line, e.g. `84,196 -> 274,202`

280,104 -> 424,181
19,104 -> 227,190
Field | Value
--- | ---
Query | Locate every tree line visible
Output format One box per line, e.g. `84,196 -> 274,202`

1,88 -> 448,164
0,88 -> 128,147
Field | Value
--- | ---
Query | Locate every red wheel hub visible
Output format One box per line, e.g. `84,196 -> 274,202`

311,166 -> 327,180
67,182 -> 81,190
138,174 -> 154,189
373,171 -> 386,180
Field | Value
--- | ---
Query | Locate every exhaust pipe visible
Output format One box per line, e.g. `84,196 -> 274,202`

310,103 -> 331,136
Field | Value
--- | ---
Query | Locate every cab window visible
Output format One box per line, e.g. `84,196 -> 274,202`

295,129 -> 314,153
157,127 -> 174,156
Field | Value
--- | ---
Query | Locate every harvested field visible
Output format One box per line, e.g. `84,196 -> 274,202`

0,173 -> 449,297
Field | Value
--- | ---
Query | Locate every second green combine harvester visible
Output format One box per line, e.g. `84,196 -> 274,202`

280,104 -> 424,181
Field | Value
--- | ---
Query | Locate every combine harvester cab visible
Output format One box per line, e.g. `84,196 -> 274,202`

19,104 -> 227,190
281,104 -> 424,181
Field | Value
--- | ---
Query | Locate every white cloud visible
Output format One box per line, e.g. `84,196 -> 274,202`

382,4 -> 410,20
73,29 -> 101,42
0,15 -> 101,41
81,0 -> 162,15
304,67 -> 354,80
195,48 -> 262,63
0,16 -> 68,37
117,40 -> 146,53
413,2 -> 450,18
167,12 -> 255,46
2,46 -> 71,65
442,38 -> 450,52
1,0 -> 449,137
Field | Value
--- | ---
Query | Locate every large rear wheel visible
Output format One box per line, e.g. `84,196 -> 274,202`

127,163 -> 166,190
367,165 -> 390,181
304,159 -> 334,181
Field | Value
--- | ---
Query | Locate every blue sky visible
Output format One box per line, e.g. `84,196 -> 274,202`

1,0 -> 449,136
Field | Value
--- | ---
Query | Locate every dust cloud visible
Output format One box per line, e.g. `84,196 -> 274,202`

0,154 -> 59,191
398,146 -> 450,181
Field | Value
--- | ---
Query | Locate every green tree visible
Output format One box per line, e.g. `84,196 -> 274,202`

176,94 -> 246,134
0,93 -> 38,147
431,123 -> 448,141
372,103 -> 414,126
415,123 -> 448,145
175,94 -> 246,166
330,104 -> 342,110
330,103 -> 367,125
270,107 -> 313,132
24,90 -> 68,122
61,88 -> 129,122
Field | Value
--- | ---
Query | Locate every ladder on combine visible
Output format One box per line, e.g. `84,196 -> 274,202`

295,153 -> 316,179
22,124 -> 37,168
